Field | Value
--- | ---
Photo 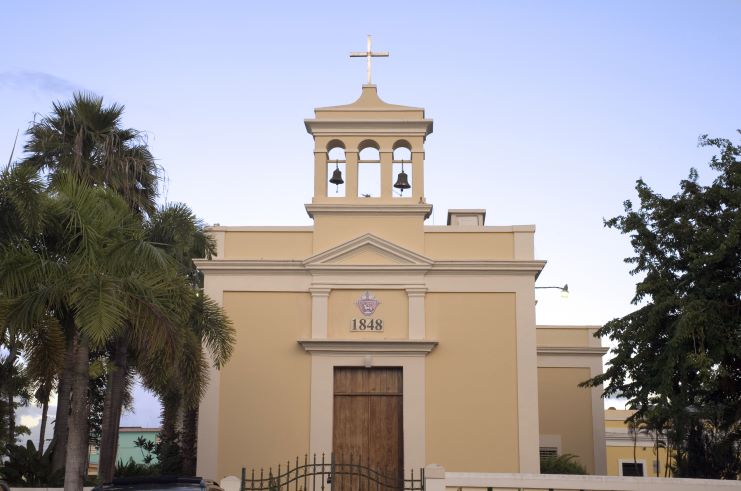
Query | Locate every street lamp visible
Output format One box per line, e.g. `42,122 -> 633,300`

535,283 -> 569,298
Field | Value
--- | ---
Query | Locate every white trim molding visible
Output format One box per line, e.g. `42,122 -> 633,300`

305,203 -> 433,219
308,355 -> 428,471
298,339 -> 438,355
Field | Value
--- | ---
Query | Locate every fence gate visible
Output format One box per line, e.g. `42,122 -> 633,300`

240,454 -> 424,491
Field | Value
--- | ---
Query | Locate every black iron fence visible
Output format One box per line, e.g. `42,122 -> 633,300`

240,454 -> 424,491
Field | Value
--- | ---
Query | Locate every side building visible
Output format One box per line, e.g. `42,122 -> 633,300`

88,426 -> 160,476
605,408 -> 672,477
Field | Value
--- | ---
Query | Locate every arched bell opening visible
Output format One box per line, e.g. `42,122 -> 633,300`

358,145 -> 381,198
392,146 -> 412,197
327,145 -> 346,197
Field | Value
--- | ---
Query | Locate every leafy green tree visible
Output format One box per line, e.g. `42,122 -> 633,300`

0,439 -> 63,486
0,173 -> 191,490
540,454 -> 587,475
582,132 -> 741,479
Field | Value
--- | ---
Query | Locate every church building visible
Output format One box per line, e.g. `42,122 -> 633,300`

195,67 -> 607,481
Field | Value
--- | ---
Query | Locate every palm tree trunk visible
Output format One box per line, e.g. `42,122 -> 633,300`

158,390 -> 182,475
6,391 -> 12,443
50,321 -> 76,473
6,342 -> 17,443
181,406 -> 198,475
98,335 -> 129,483
63,332 -> 90,491
38,396 -> 49,454
655,433 -> 660,477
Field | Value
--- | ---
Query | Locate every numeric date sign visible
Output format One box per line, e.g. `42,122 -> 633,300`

351,318 -> 383,331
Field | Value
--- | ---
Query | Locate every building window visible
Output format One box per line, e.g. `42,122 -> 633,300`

621,461 -> 645,476
358,145 -> 380,197
539,446 -> 558,461
327,146 -> 346,197
392,145 -> 412,197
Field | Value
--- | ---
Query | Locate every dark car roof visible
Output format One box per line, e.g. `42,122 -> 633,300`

93,476 -> 223,491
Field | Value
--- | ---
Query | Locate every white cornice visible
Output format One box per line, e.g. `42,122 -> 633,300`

205,226 -> 313,232
297,339 -> 438,355
537,346 -> 609,356
193,260 -> 307,274
304,119 -> 433,137
537,325 -> 602,330
424,225 -> 536,233
429,260 -> 546,276
194,258 -> 547,276
305,203 -> 433,219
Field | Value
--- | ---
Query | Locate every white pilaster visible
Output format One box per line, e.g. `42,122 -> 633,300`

406,287 -> 427,339
311,288 -> 330,338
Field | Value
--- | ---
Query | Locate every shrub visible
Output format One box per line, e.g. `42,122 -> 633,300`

540,453 -> 587,474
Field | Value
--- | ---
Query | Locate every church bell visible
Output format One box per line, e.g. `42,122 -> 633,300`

393,162 -> 411,194
329,161 -> 344,192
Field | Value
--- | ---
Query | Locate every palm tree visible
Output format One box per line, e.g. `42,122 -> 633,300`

137,203 -> 234,476
0,163 -> 49,449
22,92 -> 159,217
18,92 -> 161,482
23,314 -> 66,454
0,174 -> 191,490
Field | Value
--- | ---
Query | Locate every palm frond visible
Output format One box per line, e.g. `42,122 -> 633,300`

190,294 -> 235,369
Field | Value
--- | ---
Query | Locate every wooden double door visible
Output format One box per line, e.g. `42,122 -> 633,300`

333,367 -> 403,487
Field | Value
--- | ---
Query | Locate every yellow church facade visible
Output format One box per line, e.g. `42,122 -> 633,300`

195,84 -> 607,481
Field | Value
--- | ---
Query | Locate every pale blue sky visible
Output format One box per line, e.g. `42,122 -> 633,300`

3,1 -> 740,429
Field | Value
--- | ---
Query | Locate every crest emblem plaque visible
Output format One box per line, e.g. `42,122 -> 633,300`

355,291 -> 380,316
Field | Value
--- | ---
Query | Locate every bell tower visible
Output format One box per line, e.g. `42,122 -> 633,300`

304,83 -> 434,252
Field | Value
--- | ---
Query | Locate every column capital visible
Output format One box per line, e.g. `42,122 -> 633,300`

309,287 -> 331,297
406,287 -> 427,297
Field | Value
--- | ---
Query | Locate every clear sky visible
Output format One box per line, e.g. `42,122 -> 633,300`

2,1 -> 740,431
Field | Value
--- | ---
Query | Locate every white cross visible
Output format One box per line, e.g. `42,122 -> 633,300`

350,35 -> 389,85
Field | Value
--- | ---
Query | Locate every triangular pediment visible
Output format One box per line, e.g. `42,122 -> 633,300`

304,234 -> 433,269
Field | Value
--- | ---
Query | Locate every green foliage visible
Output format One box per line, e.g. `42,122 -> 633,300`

539,454 -> 587,475
0,439 -> 63,486
1,92 -> 235,485
133,435 -> 156,465
582,132 -> 741,479
111,436 -> 174,477
114,458 -> 158,478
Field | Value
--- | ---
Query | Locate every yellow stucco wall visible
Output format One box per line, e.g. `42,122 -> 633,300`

218,292 -> 312,476
538,367 -> 595,473
425,293 -> 519,472
313,215 -> 424,253
328,289 -> 408,339
224,231 -> 313,259
424,232 -> 514,260
536,327 -> 600,348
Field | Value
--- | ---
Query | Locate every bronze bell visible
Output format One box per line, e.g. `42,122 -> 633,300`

329,162 -> 344,193
393,166 -> 411,193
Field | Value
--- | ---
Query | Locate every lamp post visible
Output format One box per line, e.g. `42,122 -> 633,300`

535,283 -> 569,298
